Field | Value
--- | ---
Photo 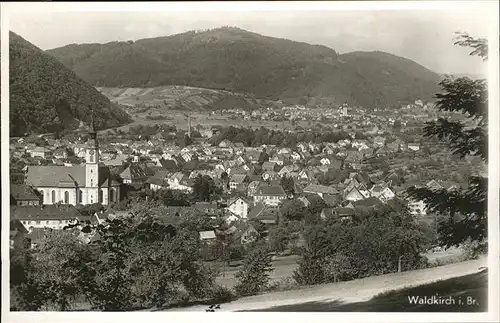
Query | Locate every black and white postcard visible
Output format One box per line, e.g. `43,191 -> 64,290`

1,2 -> 499,323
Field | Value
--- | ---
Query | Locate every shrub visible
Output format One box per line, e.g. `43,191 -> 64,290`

210,285 -> 237,303
293,252 -> 325,285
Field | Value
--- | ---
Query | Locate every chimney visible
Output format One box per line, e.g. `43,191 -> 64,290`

187,112 -> 191,138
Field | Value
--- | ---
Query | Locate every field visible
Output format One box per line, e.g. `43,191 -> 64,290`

97,86 -> 325,133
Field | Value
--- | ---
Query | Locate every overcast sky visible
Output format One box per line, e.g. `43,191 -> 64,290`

9,8 -> 491,76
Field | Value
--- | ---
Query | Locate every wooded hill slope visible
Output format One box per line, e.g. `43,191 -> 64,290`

46,27 -> 442,109
9,32 -> 132,137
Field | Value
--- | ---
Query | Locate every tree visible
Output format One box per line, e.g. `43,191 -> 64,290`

10,237 -> 45,311
258,149 -> 269,164
192,175 -> 222,202
234,242 -> 274,296
268,224 -> 290,253
220,171 -> 229,188
406,33 -> 488,254
293,204 -> 428,285
280,175 -> 295,196
30,230 -> 95,311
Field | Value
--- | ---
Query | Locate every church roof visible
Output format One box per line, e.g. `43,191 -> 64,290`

25,165 -> 112,188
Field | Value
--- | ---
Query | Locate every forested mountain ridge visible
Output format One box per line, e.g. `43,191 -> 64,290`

46,26 -> 441,108
9,31 -> 132,137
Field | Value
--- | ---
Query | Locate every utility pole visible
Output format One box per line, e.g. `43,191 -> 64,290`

398,255 -> 403,273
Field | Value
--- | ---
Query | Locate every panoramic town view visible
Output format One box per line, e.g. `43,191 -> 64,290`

5,5 -> 493,314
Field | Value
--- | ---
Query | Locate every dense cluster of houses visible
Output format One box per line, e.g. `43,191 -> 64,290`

10,121 -> 465,251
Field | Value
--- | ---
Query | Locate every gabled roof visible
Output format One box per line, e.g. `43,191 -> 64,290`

248,203 -> 280,221
10,184 -> 40,201
303,184 -> 339,195
228,196 -> 251,206
159,159 -> 178,170
10,219 -> 29,234
26,165 -> 112,188
255,185 -> 286,196
11,205 -> 82,221
120,164 -> 148,180
351,197 -> 383,208
262,161 -> 277,171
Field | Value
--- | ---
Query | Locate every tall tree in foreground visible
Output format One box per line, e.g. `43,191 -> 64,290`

406,32 -> 488,254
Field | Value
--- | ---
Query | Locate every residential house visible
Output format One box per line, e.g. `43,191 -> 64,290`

231,222 -> 258,244
53,148 -> 68,160
247,181 -> 261,197
262,161 -> 278,172
167,172 -> 194,192
120,164 -> 149,185
262,171 -> 279,182
247,202 -> 280,225
28,146 -> 52,159
245,150 -> 262,164
11,205 -> 90,231
298,193 -> 325,209
369,183 -> 395,202
278,164 -> 298,178
408,143 -> 420,151
253,185 -> 287,206
347,196 -> 383,211
303,184 -> 339,198
296,169 -> 317,183
229,174 -> 249,191
408,199 -> 427,216
218,140 -> 233,148
199,230 -> 217,243
344,186 -> 367,202
146,171 -> 170,191
320,207 -> 354,222
269,155 -> 284,166
222,212 -> 240,225
193,202 -> 220,216
290,151 -> 302,161
10,184 -> 41,206
226,196 -> 251,219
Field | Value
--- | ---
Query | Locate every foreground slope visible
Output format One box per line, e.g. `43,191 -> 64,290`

9,32 -> 131,136
47,27 -> 441,108
164,257 -> 486,312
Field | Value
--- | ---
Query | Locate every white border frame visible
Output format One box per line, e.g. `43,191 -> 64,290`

1,2 -> 499,323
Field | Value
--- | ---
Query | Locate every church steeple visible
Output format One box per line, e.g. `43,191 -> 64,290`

87,109 -> 98,149
85,108 -> 99,190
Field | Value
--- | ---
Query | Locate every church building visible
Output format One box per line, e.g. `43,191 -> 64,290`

25,116 -> 120,206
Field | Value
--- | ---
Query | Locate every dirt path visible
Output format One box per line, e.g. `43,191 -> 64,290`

165,257 -> 487,312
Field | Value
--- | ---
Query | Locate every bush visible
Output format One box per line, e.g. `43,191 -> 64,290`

210,285 -> 237,303
234,243 -> 274,296
293,252 -> 325,285
460,239 -> 486,261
